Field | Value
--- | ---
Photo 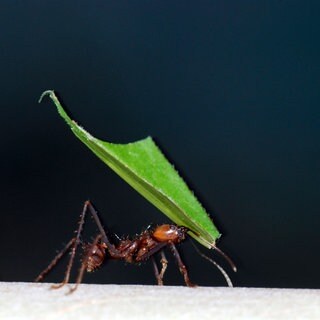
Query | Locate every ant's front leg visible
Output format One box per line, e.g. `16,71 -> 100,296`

169,243 -> 197,287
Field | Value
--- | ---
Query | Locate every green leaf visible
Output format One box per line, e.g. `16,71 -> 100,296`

39,90 -> 221,249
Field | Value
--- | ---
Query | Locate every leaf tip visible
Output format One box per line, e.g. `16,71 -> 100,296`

38,90 -> 55,103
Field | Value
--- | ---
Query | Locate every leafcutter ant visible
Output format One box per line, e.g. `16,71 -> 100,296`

35,201 -> 235,293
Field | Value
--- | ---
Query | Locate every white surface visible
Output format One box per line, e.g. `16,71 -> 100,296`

0,282 -> 319,320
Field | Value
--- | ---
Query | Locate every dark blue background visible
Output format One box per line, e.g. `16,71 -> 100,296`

1,1 -> 319,288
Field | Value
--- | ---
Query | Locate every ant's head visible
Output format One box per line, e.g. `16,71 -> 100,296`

152,224 -> 188,243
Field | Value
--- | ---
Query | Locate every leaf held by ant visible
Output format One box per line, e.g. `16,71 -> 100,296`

39,90 -> 221,249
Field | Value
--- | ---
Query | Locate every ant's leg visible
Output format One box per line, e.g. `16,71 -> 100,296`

169,243 -> 196,287
85,201 -> 123,258
35,202 -> 92,286
35,238 -> 75,282
157,251 -> 168,285
151,256 -> 161,285
50,201 -> 91,289
152,251 -> 168,285
35,200 -> 121,290
52,200 -> 121,288
151,254 -> 168,286
88,201 -> 164,261
68,234 -> 102,294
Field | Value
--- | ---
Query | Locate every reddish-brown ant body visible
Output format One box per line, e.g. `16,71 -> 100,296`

35,201 -> 235,293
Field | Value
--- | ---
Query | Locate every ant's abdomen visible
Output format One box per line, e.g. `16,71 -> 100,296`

85,243 -> 106,272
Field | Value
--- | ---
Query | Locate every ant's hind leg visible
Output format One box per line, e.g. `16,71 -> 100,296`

68,234 -> 103,294
169,243 -> 196,287
34,238 -> 75,283
50,201 -> 92,289
85,201 -> 122,257
35,201 -> 91,288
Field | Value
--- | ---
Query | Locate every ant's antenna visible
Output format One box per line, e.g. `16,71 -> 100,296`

213,245 -> 237,272
191,241 -> 235,287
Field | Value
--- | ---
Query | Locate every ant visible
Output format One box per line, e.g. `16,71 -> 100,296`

35,201 -> 235,293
